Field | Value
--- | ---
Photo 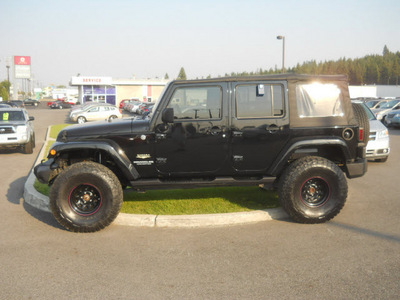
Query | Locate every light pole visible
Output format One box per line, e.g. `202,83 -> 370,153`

276,35 -> 285,73
6,64 -> 10,97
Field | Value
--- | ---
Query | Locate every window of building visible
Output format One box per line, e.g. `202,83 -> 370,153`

236,84 -> 284,119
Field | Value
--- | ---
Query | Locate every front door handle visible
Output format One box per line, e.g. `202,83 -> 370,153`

266,124 -> 281,133
210,126 -> 222,135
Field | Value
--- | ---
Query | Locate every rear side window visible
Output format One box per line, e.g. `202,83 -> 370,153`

236,84 -> 284,118
296,83 -> 344,118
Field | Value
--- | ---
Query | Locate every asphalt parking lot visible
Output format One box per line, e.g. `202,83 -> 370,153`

0,106 -> 399,299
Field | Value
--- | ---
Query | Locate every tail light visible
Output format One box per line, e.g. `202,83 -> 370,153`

359,127 -> 364,142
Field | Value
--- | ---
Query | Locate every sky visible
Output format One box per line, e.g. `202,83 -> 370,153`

1,0 -> 400,87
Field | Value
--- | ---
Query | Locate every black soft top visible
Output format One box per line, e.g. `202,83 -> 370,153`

172,74 -> 355,128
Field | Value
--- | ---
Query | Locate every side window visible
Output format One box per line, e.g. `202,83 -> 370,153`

236,84 -> 284,118
88,107 -> 99,113
296,83 -> 344,118
167,86 -> 222,120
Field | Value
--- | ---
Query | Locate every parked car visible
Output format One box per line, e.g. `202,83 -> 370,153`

23,98 -> 40,106
137,103 -> 154,115
0,108 -> 35,154
70,104 -> 122,124
385,110 -> 400,128
365,99 -> 388,109
372,99 -> 400,125
0,103 -> 12,108
69,103 -> 113,118
120,98 -> 140,109
9,100 -> 24,108
50,100 -> 73,109
355,101 -> 390,162
35,74 -> 368,232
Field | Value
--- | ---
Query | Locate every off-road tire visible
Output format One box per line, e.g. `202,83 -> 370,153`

49,161 -> 123,232
278,156 -> 348,223
352,103 -> 370,144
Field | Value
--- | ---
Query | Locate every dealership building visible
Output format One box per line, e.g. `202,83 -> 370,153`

69,76 -> 168,107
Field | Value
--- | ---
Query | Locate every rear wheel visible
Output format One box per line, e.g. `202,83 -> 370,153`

109,115 -> 118,121
49,162 -> 123,232
278,156 -> 348,223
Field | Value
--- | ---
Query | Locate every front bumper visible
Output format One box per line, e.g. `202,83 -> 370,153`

0,133 -> 30,147
34,159 -> 55,184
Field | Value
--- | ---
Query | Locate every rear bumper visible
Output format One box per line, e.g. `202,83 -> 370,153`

346,158 -> 368,178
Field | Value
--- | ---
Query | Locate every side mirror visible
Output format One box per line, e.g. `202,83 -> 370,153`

162,108 -> 174,123
29,116 -> 35,121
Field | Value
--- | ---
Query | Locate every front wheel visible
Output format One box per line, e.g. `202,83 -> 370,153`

23,136 -> 34,154
278,156 -> 348,223
77,116 -> 86,124
49,162 -> 123,232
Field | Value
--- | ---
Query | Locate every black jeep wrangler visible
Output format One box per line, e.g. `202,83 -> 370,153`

35,74 -> 368,232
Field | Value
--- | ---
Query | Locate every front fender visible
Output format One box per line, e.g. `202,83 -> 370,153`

49,140 -> 139,181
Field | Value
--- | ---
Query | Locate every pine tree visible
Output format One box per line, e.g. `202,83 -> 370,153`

177,67 -> 187,80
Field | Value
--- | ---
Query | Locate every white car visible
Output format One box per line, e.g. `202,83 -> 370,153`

358,102 -> 390,162
0,108 -> 35,154
70,105 -> 122,124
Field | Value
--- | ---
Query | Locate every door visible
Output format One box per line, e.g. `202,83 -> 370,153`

154,83 -> 229,176
230,81 -> 290,173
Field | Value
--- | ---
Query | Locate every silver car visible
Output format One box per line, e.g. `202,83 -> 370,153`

0,108 -> 35,154
359,102 -> 390,162
371,99 -> 400,125
70,104 -> 122,124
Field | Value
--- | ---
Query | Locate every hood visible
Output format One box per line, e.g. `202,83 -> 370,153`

0,120 -> 27,126
57,118 -> 150,142
369,119 -> 387,132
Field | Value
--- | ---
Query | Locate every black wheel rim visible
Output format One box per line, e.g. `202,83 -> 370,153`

69,184 -> 102,216
301,177 -> 330,207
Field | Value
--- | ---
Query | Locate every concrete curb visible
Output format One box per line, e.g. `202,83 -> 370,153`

23,126 -> 288,228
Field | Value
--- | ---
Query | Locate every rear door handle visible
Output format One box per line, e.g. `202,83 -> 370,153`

266,124 -> 281,133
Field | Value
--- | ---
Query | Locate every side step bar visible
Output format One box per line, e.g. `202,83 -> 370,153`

129,176 -> 276,190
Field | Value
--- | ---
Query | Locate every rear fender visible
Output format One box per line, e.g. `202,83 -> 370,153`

268,138 -> 351,176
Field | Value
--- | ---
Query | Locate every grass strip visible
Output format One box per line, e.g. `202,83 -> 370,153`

34,180 -> 279,215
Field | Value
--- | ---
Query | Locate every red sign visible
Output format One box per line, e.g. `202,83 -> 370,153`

14,56 -> 31,65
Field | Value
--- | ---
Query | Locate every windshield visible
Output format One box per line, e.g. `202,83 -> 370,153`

361,104 -> 376,120
380,100 -> 400,109
365,100 -> 379,108
0,111 -> 25,121
146,82 -> 171,120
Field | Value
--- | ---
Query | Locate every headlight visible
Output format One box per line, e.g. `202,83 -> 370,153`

16,125 -> 28,133
378,129 -> 389,138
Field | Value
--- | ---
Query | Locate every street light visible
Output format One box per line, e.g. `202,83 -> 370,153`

276,35 -> 285,73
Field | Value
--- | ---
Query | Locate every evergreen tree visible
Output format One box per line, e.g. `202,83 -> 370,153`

177,67 -> 187,80
164,73 -> 169,80
383,45 -> 390,56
